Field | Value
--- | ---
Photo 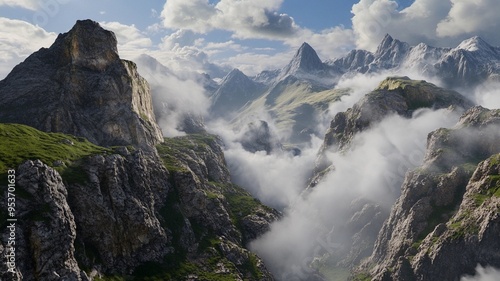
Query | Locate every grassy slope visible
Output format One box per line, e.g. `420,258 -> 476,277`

0,124 -> 271,280
0,123 -> 110,174
235,81 -> 348,140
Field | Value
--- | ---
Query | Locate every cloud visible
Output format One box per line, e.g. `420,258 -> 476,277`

250,104 -> 461,278
161,0 -> 299,40
0,0 -> 39,10
223,136 -> 322,210
351,0 -> 500,51
160,29 -> 202,50
473,81 -> 500,110
437,0 -> 500,39
99,21 -> 153,59
351,0 -> 452,50
135,56 -> 211,137
0,17 -> 57,79
461,266 -> 500,281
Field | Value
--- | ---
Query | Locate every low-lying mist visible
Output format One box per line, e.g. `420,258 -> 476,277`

249,108 -> 460,279
461,266 -> 500,281
136,57 -> 211,137
139,56 -> 500,279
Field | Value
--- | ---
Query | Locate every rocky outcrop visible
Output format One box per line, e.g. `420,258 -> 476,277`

0,20 -> 278,280
156,133 -> 280,279
312,76 -> 473,183
0,20 -> 163,148
0,127 -> 279,280
361,107 -> 500,280
68,149 -> 171,274
0,160 -> 83,281
305,78 -> 476,278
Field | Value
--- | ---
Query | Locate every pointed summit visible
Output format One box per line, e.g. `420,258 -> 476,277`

374,34 -> 409,56
373,34 -> 410,68
221,68 -> 249,84
290,42 -> 324,72
456,36 -> 493,52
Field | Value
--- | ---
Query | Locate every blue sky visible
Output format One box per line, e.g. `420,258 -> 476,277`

1,0 -> 499,77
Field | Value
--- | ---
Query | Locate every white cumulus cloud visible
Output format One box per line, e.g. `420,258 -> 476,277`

99,21 -> 153,59
160,0 -> 299,40
351,0 -> 500,51
0,17 -> 57,79
0,0 -> 39,10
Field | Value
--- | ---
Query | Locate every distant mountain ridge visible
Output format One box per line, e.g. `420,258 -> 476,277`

327,34 -> 500,87
208,34 -> 500,144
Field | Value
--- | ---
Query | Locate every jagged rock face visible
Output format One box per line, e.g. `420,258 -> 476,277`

0,161 -> 84,281
67,150 -> 171,274
278,42 -> 340,87
364,107 -> 500,281
157,134 -> 279,279
313,77 -> 473,177
371,34 -> 411,70
0,20 -> 163,148
305,78 -> 475,276
0,131 -> 279,279
409,154 -> 500,280
330,49 -> 374,73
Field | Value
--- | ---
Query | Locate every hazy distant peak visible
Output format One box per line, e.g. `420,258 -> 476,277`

220,68 -> 251,84
286,42 -> 324,73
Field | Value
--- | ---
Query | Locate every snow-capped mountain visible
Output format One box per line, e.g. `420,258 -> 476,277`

327,34 -> 500,87
277,42 -> 341,87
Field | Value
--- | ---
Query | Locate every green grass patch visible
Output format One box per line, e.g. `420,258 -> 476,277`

241,253 -> 263,280
489,154 -> 500,167
223,184 -> 269,224
352,272 -> 372,281
411,240 -> 423,250
94,275 -> 126,281
156,133 -> 218,173
0,123 -> 110,174
449,210 -> 479,240
417,203 -> 457,242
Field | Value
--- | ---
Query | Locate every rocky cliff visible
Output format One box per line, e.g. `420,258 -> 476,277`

311,76 -> 474,187
305,78 -> 477,278
0,20 -> 278,281
0,126 -> 279,280
359,106 -> 500,280
0,20 -> 163,148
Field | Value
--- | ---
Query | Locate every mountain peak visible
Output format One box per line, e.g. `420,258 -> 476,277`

282,42 -> 324,76
456,36 -> 492,52
55,19 -> 119,71
375,34 -> 406,55
0,19 -> 163,147
221,68 -> 249,84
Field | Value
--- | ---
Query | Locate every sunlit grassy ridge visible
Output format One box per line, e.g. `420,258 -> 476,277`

0,123 -> 110,174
